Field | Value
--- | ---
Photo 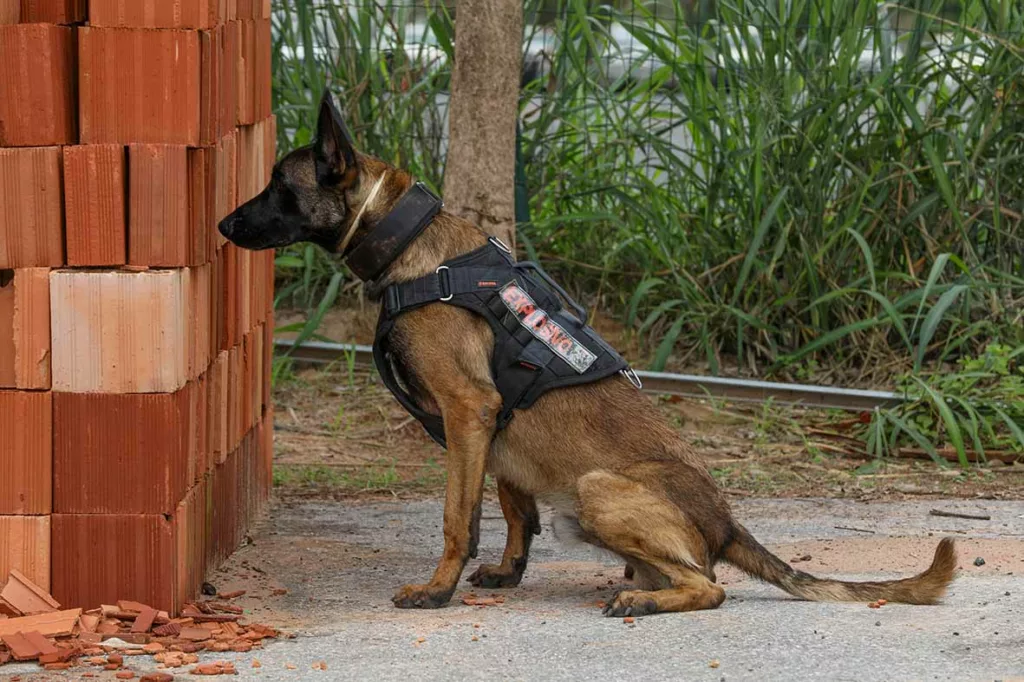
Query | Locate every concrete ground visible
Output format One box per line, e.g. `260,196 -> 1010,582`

8,497 -> 1024,681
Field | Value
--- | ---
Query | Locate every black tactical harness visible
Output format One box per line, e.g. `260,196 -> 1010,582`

350,182 -> 640,449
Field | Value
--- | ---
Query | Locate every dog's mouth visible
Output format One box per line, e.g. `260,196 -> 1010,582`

218,215 -> 308,252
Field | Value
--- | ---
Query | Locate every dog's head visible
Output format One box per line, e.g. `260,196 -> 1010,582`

218,90 -> 408,254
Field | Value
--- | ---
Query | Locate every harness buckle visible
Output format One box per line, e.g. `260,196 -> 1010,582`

385,286 -> 401,318
621,366 -> 643,390
436,265 -> 453,302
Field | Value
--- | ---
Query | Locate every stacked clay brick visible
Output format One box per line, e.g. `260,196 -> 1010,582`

0,0 -> 274,614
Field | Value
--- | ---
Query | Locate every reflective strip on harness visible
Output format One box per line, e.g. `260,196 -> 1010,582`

499,282 -> 596,373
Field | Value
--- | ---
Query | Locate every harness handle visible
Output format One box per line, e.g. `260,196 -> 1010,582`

516,261 -> 588,322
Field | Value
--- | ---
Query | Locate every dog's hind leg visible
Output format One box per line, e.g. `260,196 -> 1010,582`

575,470 -> 726,616
467,478 -> 540,588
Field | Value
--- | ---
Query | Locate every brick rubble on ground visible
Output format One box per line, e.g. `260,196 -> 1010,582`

0,570 -> 281,673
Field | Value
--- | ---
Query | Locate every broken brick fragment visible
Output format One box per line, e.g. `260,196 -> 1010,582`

216,590 -> 245,600
21,630 -> 57,657
1,632 -> 39,660
80,613 -> 100,632
140,674 -> 175,682
179,627 -> 212,642
96,619 -> 120,634
152,622 -> 181,638
191,660 -> 236,675
118,600 -> 153,614
1,568 -> 60,615
131,607 -> 158,634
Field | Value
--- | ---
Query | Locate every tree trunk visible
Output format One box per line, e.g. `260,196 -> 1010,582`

443,0 -> 521,249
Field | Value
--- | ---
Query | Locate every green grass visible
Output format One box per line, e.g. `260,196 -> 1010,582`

518,0 -> 1023,381
272,459 -> 449,493
862,343 -> 1024,465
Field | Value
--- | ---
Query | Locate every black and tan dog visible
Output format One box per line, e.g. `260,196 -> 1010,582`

220,92 -> 956,616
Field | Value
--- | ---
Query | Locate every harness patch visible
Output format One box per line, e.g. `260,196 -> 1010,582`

500,282 -> 597,373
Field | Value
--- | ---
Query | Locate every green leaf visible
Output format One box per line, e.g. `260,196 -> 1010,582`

652,314 -> 686,371
860,290 -> 912,352
991,405 -> 1024,452
731,187 -> 789,307
845,228 -> 876,291
626,278 -> 663,327
910,254 -> 950,336
428,11 -> 454,61
913,378 -> 968,468
915,284 -> 967,372
883,409 -> 948,467
774,317 -> 887,371
855,459 -> 883,475
291,272 -> 344,349
922,137 -> 963,229
274,256 -> 306,269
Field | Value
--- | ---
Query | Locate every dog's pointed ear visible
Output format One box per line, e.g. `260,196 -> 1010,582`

314,89 -> 359,187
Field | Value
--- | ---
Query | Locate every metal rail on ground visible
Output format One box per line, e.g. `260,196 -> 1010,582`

273,339 -> 903,412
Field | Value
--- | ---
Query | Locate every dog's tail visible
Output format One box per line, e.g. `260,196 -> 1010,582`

721,524 -> 956,604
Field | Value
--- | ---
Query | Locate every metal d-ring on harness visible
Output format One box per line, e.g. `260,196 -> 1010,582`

364,187 -> 642,449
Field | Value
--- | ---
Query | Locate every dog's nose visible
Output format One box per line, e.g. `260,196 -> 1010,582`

218,215 -> 236,239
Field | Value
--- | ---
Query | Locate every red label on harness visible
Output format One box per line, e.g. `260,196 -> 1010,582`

499,282 -> 597,373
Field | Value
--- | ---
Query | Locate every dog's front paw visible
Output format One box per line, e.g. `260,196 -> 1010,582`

466,563 -> 522,589
392,584 -> 453,609
601,590 -> 658,618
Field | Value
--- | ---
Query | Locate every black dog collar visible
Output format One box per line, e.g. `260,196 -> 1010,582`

345,182 -> 443,282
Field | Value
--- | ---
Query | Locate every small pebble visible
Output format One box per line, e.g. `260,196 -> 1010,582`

974,557 -> 986,566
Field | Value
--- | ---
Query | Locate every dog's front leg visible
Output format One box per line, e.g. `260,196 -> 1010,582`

467,479 -> 539,588
392,389 -> 501,609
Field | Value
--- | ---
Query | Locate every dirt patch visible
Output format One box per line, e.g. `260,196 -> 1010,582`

270,359 -> 1023,501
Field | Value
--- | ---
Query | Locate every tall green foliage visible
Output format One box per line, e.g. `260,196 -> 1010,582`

271,0 -> 1024,384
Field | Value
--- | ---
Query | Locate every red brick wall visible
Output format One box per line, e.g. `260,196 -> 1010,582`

0,2 -> 274,613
